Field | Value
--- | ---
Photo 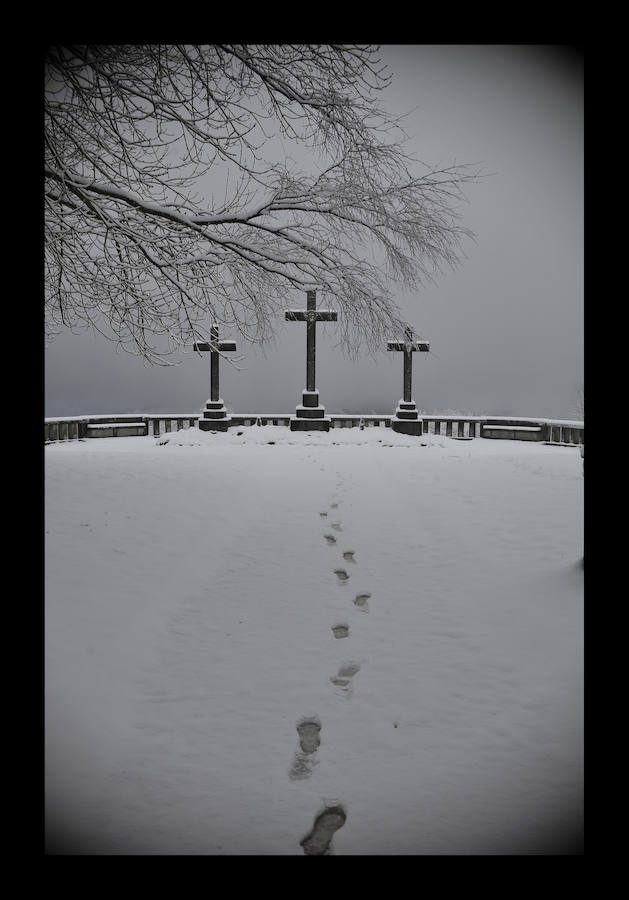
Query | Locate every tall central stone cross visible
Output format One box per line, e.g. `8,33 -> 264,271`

285,290 -> 337,431
387,326 -> 430,435
193,325 -> 237,432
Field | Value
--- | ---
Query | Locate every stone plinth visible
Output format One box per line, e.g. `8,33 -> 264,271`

301,390 -> 321,408
289,388 -> 331,430
391,417 -> 424,436
290,416 -> 332,432
391,399 -> 423,435
199,398 -> 232,432
295,405 -> 326,419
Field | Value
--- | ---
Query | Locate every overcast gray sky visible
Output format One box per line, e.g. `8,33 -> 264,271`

45,45 -> 583,420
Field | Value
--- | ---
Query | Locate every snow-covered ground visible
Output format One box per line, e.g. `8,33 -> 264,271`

45,426 -> 583,854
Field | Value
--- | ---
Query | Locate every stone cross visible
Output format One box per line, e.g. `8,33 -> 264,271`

194,325 -> 237,402
387,327 -> 429,404
387,327 -> 429,435
285,290 -> 337,431
285,290 -> 338,392
193,325 -> 237,431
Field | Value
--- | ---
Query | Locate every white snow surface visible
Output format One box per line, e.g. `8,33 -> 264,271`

45,427 -> 583,855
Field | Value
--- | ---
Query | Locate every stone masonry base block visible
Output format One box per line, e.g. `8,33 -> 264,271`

302,391 -> 320,408
199,418 -> 232,432
290,417 -> 331,431
295,405 -> 326,418
391,417 -> 423,436
395,407 -> 419,420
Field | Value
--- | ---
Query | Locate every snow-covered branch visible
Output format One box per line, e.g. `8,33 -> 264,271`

45,44 -> 481,362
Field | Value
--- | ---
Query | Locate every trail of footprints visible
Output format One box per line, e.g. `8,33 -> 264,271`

290,486 -> 374,854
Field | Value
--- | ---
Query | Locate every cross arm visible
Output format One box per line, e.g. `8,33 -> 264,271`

193,341 -> 237,352
285,310 -> 338,321
387,341 -> 430,352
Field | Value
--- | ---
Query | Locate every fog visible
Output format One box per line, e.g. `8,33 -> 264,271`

45,45 -> 583,420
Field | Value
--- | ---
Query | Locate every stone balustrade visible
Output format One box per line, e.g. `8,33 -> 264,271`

44,413 -> 584,445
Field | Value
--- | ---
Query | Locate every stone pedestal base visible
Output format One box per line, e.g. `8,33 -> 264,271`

391,399 -> 423,435
391,417 -> 424,436
295,405 -> 326,418
290,389 -> 331,430
290,416 -> 331,432
199,418 -> 232,432
199,398 -> 233,432
301,390 -> 321,408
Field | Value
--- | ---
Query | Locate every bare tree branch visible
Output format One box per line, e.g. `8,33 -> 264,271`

45,44 -> 481,363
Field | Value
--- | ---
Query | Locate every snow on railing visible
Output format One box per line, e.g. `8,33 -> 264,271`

44,413 -> 584,445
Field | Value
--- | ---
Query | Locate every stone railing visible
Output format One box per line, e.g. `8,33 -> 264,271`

45,413 -> 583,445
44,414 -> 201,442
423,416 -> 584,445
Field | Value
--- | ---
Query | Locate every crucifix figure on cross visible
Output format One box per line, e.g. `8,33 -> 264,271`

387,326 -> 430,435
285,290 -> 337,431
194,325 -> 237,432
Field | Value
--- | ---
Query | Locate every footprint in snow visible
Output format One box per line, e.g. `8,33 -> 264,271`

334,568 -> 349,583
330,661 -> 361,695
324,534 -> 337,545
342,550 -> 356,563
353,592 -> 371,612
319,512 -> 328,517
331,623 -> 349,639
331,522 -> 343,532
296,717 -> 322,753
288,716 -> 322,782
330,502 -> 339,509
300,805 -> 347,856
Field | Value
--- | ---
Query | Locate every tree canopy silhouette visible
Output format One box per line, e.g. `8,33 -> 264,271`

45,44 -> 478,363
